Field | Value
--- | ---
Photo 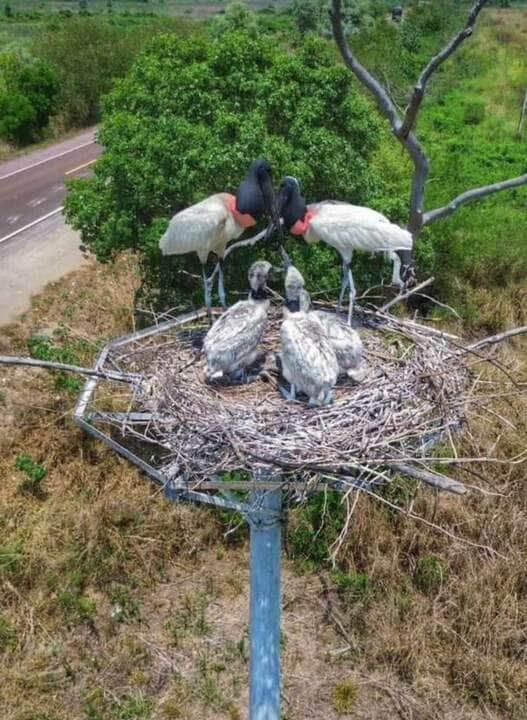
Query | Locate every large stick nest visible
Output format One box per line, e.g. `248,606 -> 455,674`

100,305 -> 475,493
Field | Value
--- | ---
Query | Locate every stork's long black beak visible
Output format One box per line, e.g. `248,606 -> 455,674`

261,172 -> 278,225
280,246 -> 293,271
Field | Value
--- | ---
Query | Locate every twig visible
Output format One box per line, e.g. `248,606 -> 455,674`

517,88 -> 527,139
465,325 -> 527,352
0,355 -> 140,384
387,462 -> 467,495
378,276 -> 434,313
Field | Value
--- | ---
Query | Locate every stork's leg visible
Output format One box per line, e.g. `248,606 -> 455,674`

347,265 -> 357,326
279,383 -> 296,402
390,251 -> 402,287
217,258 -> 227,309
337,257 -> 351,314
202,265 -> 213,322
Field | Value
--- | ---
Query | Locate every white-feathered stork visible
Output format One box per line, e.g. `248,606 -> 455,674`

272,177 -> 415,324
159,160 -> 276,315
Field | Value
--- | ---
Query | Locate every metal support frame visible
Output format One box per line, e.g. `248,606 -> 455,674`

249,469 -> 282,720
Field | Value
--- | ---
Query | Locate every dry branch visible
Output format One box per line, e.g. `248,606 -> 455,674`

330,0 -> 429,236
331,0 -> 527,239
379,276 -> 434,313
399,0 -> 490,139
466,325 -> 527,352
0,355 -> 139,384
518,88 -> 527,139
423,173 -> 527,226
387,462 -> 467,495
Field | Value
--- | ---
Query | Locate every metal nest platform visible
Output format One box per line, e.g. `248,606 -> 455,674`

74,303 -> 474,517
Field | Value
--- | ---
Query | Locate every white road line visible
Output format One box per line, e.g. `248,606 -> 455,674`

52,184 -> 63,193
28,197 -> 47,208
65,158 -> 96,175
6,215 -> 20,225
0,139 -> 95,181
0,206 -> 64,245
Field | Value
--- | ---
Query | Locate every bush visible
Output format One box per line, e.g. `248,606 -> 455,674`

0,52 -> 58,144
34,16 -> 191,130
65,31 -> 383,309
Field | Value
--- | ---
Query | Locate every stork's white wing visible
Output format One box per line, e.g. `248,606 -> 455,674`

159,194 -> 234,261
307,202 -> 412,254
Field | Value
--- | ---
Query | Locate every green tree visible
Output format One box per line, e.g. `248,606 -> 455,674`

34,16 -> 191,130
210,1 -> 258,38
65,31 -> 384,309
0,52 -> 58,144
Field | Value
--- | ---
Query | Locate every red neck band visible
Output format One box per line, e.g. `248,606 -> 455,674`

225,194 -> 257,229
290,210 -> 315,236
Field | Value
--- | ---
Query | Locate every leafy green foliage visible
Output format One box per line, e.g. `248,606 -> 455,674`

65,30 -> 383,308
210,1 -> 258,38
288,492 -> 346,569
34,16 -> 183,128
15,453 -> 48,497
0,50 -> 58,143
413,554 -> 447,596
27,333 -> 85,394
0,615 -> 16,652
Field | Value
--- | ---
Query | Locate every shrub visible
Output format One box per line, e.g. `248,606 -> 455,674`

413,554 -> 447,596
34,16 -> 191,130
15,454 -> 48,497
65,31 -> 383,309
0,52 -> 58,144
463,100 -> 486,125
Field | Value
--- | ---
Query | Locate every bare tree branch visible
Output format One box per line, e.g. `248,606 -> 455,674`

518,88 -> 527,139
330,0 -> 429,236
399,0 -> 491,139
378,276 -> 434,313
423,173 -> 527,226
0,355 -> 139,384
388,462 -> 467,495
465,325 -> 527,352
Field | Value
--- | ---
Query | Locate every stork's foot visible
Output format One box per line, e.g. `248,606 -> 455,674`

279,383 -> 296,402
347,366 -> 366,384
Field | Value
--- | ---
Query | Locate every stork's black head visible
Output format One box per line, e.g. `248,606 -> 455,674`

276,176 -> 307,231
236,158 -> 275,222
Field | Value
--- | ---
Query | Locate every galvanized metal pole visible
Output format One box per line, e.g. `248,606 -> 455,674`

249,470 -> 282,720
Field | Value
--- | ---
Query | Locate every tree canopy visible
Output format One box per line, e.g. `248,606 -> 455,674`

65,30 -> 385,308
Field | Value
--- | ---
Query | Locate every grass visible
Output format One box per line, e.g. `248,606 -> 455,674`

0,248 -> 525,718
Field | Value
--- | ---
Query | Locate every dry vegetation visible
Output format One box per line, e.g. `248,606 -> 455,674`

0,256 -> 526,720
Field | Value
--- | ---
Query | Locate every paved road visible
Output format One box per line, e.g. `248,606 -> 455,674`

0,127 -> 101,243
0,128 -> 101,324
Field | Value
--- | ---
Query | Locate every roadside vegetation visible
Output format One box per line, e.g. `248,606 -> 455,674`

0,2 -> 526,719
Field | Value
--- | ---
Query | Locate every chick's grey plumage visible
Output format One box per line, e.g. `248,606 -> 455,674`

310,309 -> 365,382
281,249 -> 365,390
280,259 -> 338,405
280,310 -> 339,405
204,261 -> 272,380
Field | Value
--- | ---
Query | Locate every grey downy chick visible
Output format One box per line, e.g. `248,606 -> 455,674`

281,248 -> 365,383
280,255 -> 338,406
204,261 -> 272,382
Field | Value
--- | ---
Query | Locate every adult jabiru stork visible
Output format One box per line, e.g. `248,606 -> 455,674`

159,159 -> 276,316
271,177 -> 415,324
